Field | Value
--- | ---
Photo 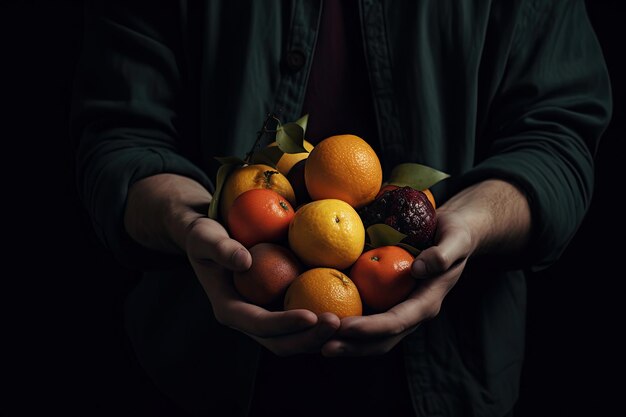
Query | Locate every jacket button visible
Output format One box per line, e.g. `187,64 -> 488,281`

285,50 -> 306,71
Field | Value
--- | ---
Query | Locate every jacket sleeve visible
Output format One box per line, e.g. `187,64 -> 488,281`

455,0 -> 612,271
72,0 -> 212,269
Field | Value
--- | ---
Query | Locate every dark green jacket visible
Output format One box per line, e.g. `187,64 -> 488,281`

72,1 -> 611,416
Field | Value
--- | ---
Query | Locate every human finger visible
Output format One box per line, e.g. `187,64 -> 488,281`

249,312 -> 341,356
186,217 -> 251,272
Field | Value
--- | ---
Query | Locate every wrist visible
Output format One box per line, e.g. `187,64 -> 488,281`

439,179 -> 531,256
437,205 -> 492,256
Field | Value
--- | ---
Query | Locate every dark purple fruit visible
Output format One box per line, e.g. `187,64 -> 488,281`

286,159 -> 311,206
358,186 -> 437,249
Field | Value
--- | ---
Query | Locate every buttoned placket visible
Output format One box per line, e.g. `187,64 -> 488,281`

272,0 -> 323,124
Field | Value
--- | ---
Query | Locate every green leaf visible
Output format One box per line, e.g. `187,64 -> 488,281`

208,163 -> 239,220
388,163 -> 450,190
295,114 -> 309,135
250,146 -> 284,168
366,224 -> 421,256
397,243 -> 421,257
276,123 -> 308,154
366,224 -> 408,248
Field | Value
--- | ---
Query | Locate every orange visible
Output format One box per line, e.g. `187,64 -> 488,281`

227,188 -> 294,248
219,164 -> 296,219
233,243 -> 303,308
376,184 -> 436,209
268,140 -> 314,175
350,246 -> 416,312
305,135 -> 382,208
284,268 -> 362,318
422,189 -> 436,210
288,199 -> 365,269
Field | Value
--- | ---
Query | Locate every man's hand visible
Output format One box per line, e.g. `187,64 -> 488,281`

125,174 -> 340,356
321,179 -> 531,357
185,217 -> 341,356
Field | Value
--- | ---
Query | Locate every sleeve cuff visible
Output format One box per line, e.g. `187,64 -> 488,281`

441,148 -> 591,272
83,147 -> 213,270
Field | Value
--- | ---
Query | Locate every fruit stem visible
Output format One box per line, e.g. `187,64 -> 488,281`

263,170 -> 279,187
332,271 -> 350,286
245,112 -> 282,163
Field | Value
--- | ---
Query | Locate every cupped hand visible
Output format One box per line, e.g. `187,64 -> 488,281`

185,217 -> 340,356
321,208 -> 476,357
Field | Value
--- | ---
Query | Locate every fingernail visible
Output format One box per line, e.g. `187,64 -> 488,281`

412,259 -> 427,278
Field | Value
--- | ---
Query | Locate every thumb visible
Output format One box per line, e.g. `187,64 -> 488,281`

210,238 -> 252,272
411,226 -> 471,279
186,217 -> 252,272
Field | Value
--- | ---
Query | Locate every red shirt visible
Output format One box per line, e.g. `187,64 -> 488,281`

301,0 -> 379,153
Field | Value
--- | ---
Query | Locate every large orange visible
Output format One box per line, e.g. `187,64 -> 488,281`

233,243 -> 303,308
219,164 -> 295,219
284,268 -> 362,318
268,140 -> 314,175
305,135 -> 382,208
227,188 -> 294,248
288,199 -> 365,269
350,246 -> 416,312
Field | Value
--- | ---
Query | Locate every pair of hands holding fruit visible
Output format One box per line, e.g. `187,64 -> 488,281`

185,201 -> 475,357
125,116 -> 531,357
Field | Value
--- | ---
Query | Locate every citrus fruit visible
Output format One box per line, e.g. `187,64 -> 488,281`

350,246 -> 416,312
268,140 -> 314,175
233,243 -> 303,308
376,184 -> 436,209
227,188 -> 294,248
422,188 -> 436,209
219,164 -> 296,219
288,199 -> 365,269
305,134 -> 382,208
284,268 -> 362,318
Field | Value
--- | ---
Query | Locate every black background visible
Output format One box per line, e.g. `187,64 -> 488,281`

4,1 -> 624,416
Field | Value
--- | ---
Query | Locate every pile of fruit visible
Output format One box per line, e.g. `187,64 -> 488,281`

209,114 -> 448,317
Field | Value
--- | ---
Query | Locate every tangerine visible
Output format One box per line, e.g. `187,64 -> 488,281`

350,245 -> 416,312
219,164 -> 295,219
227,188 -> 294,248
284,268 -> 362,318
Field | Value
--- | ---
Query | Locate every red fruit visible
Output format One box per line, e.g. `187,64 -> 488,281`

350,246 -> 416,312
227,188 -> 294,248
375,184 -> 399,199
233,243 -> 303,308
